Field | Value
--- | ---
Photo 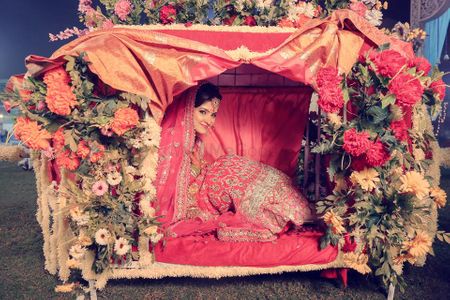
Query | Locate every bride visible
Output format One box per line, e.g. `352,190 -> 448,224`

155,83 -> 311,242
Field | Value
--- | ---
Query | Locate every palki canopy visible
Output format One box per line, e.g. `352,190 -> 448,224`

23,9 -> 413,124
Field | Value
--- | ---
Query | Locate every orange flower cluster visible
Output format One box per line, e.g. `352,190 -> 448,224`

56,149 -> 80,171
43,67 -> 78,115
110,107 -> 139,136
88,141 -> 106,163
52,128 -> 80,171
14,117 -> 52,150
76,140 -> 90,159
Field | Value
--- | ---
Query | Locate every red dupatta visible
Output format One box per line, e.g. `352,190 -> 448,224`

155,87 -> 197,227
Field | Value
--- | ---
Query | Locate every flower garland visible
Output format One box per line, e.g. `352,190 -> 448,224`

305,44 -> 448,289
49,0 -> 388,41
0,54 -> 162,288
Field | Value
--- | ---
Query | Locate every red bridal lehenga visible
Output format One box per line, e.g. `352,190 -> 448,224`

155,86 -> 311,243
153,85 -> 338,268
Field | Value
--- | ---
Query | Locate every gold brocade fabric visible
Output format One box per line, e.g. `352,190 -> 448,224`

21,10 -> 413,124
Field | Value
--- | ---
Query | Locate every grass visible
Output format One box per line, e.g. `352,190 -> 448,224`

0,161 -> 449,299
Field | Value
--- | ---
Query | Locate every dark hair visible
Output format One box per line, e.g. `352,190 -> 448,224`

195,83 -> 222,107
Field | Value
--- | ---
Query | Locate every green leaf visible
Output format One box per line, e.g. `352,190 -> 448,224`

343,88 -> 350,103
64,55 -> 76,72
366,106 -> 388,124
320,234 -> 331,250
64,130 -> 78,152
381,94 -> 396,109
378,43 -> 391,51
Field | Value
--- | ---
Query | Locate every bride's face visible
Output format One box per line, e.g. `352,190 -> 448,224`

193,98 -> 220,135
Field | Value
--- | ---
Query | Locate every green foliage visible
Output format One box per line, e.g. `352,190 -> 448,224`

307,43 -> 446,290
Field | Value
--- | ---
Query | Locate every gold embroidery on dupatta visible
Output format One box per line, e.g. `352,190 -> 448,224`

217,227 -> 276,242
175,94 -> 195,221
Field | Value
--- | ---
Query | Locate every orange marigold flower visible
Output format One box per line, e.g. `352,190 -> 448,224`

14,117 -> 51,150
76,140 -> 90,159
110,107 -> 139,136
18,89 -> 33,102
56,149 -> 80,171
43,67 -> 78,116
52,128 -> 66,151
89,142 -> 106,163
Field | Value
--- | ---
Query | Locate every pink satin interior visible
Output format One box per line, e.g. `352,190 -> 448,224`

155,229 -> 338,267
202,87 -> 313,177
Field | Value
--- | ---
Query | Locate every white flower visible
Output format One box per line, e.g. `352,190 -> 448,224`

125,165 -> 137,175
69,206 -> 90,226
365,9 -> 383,27
78,230 -> 93,246
362,0 -> 377,5
95,228 -> 111,245
143,225 -> 158,235
150,233 -> 163,243
107,171 -> 123,186
235,0 -> 247,11
141,117 -> 161,148
255,0 -> 272,10
303,2 -> 317,18
69,244 -> 86,260
287,5 -> 305,22
140,201 -> 156,217
413,148 -> 425,161
114,237 -> 131,256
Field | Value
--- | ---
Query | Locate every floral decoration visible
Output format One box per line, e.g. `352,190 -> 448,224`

0,54 -> 162,280
49,0 -> 389,41
304,44 -> 448,289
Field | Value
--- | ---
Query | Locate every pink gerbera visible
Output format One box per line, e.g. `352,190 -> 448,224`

92,180 -> 108,196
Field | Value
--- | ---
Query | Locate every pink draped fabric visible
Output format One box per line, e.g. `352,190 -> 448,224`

155,88 -> 197,226
155,229 -> 338,267
202,87 -> 313,177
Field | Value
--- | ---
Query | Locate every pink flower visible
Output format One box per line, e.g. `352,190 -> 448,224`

42,147 -> 56,160
78,0 -> 93,14
3,101 -> 12,113
114,0 -> 132,21
92,180 -> 108,196
430,79 -> 446,101
410,56 -> 431,75
365,140 -> 389,167
243,16 -> 257,26
343,128 -> 372,157
370,50 -> 408,78
101,19 -> 115,29
316,67 -> 344,113
316,67 -> 342,88
36,101 -> 46,111
389,73 -> 424,108
390,119 -> 409,142
100,125 -> 114,137
349,1 -> 367,17
160,4 -> 177,25
318,86 -> 345,113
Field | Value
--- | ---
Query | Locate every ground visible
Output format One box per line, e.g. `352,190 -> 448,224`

0,161 -> 448,299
